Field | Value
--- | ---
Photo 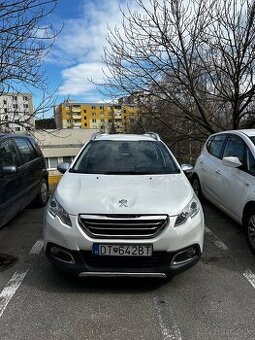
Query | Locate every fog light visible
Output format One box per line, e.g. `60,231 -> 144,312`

50,246 -> 75,264
171,246 -> 198,265
186,247 -> 196,258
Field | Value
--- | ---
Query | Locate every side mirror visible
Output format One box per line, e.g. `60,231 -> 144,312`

222,156 -> 242,168
181,164 -> 194,174
0,165 -> 18,174
57,162 -> 70,174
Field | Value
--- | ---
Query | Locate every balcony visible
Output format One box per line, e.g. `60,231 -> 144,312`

71,107 -> 81,113
72,114 -> 81,119
73,121 -> 81,127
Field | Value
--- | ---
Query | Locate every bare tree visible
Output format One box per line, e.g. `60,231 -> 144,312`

103,0 -> 255,144
0,0 -> 60,132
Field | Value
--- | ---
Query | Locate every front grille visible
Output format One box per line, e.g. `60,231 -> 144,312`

81,251 -> 166,269
78,214 -> 168,239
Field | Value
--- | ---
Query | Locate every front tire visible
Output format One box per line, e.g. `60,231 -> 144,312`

245,208 -> 255,255
192,175 -> 202,200
34,179 -> 48,207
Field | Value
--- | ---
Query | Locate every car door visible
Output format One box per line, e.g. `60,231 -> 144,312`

200,134 -> 227,205
13,137 -> 42,208
217,134 -> 246,220
0,138 -> 22,228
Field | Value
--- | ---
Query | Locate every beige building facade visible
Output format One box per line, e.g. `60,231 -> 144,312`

34,128 -> 98,186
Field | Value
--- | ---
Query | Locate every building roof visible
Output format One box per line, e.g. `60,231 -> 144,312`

59,101 -> 112,106
33,128 -> 99,158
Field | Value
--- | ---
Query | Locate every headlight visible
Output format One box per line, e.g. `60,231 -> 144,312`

48,195 -> 72,226
175,196 -> 200,227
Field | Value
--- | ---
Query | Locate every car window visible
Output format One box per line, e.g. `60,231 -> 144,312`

0,139 -> 19,168
71,140 -> 180,175
247,149 -> 255,175
207,135 -> 226,159
28,138 -> 42,157
14,138 -> 37,165
223,135 -> 246,164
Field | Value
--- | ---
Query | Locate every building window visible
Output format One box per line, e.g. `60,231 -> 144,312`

47,157 -> 60,169
100,106 -> 104,110
91,105 -> 96,109
12,96 -> 17,101
23,104 -> 29,108
100,119 -> 104,122
84,116 -> 87,120
84,109 -> 86,113
15,127 -> 21,131
92,112 -> 96,117
92,119 -> 96,123
3,100 -> 7,105
4,108 -> 7,113
23,96 -> 28,101
13,104 -> 18,108
5,115 -> 8,120
84,123 -> 87,126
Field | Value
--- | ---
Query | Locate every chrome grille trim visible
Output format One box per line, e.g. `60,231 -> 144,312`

78,214 -> 168,239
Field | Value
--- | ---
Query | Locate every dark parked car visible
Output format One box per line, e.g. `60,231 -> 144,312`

0,134 -> 48,229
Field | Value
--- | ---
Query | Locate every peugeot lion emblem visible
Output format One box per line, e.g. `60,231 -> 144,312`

118,199 -> 128,207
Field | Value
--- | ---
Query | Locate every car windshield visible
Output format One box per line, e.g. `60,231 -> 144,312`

70,140 -> 180,175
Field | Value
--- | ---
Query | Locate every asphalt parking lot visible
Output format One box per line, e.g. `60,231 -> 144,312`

0,201 -> 255,340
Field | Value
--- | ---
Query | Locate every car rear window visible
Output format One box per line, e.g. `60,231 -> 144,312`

207,135 -> 227,159
71,140 -> 180,175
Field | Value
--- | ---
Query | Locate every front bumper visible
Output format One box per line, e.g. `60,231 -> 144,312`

45,242 -> 201,277
43,208 -> 204,277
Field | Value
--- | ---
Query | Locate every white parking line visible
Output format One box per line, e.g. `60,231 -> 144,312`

0,269 -> 29,318
205,226 -> 229,251
153,297 -> 182,340
243,269 -> 255,289
29,239 -> 44,255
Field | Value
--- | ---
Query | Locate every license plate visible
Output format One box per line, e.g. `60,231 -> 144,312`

92,244 -> 153,256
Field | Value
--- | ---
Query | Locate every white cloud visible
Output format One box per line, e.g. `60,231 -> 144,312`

58,62 -> 105,95
49,0 -> 133,97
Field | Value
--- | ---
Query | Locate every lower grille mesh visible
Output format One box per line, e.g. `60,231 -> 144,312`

81,251 -> 166,268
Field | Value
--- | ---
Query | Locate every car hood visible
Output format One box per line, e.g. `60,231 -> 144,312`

55,173 -> 193,216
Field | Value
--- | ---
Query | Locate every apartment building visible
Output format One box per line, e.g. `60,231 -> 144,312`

54,100 -> 139,133
54,100 -> 113,131
0,93 -> 34,132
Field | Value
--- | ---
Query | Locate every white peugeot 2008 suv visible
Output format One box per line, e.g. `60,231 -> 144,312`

43,132 -> 204,278
193,129 -> 255,254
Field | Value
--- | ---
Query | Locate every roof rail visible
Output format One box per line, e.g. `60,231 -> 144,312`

90,132 -> 108,141
144,132 -> 161,141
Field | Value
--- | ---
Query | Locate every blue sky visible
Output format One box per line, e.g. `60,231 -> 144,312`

33,0 -> 134,117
